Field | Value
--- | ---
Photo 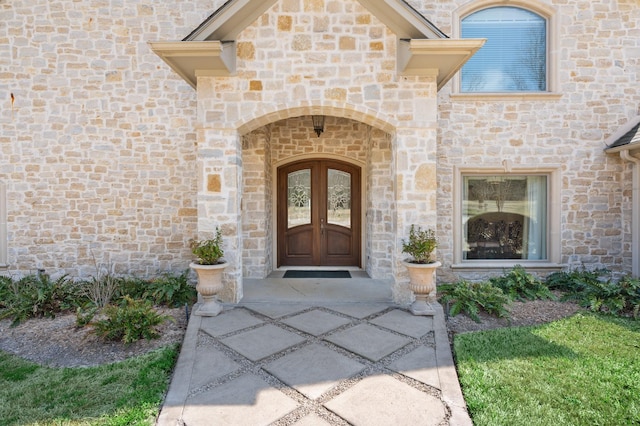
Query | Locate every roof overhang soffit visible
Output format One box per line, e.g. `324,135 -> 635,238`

398,39 -> 485,90
148,41 -> 235,89
148,0 -> 484,90
604,116 -> 640,156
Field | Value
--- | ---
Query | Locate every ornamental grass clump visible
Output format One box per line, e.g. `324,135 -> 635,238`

401,224 -> 438,264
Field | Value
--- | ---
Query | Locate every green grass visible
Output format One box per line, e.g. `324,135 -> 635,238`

454,313 -> 640,426
0,345 -> 179,426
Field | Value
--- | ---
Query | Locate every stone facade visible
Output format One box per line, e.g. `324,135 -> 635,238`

0,0 -> 222,276
1,0 -> 638,303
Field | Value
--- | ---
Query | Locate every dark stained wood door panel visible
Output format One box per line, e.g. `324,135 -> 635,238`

277,159 -> 361,267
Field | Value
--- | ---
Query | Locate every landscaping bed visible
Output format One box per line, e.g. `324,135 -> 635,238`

0,307 -> 187,368
0,292 -> 581,368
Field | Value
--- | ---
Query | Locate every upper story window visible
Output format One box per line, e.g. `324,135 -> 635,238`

461,6 -> 547,93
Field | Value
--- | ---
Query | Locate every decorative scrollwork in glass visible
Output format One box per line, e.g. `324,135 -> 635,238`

287,170 -> 311,228
327,169 -> 351,228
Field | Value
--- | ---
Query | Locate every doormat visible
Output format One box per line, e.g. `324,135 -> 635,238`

283,270 -> 351,279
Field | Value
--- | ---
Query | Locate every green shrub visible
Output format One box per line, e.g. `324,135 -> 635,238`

579,275 -> 640,318
0,275 -> 12,309
401,224 -> 438,264
115,276 -> 149,302
489,265 -> 554,301
439,280 -> 511,323
92,296 -> 171,344
190,227 -> 224,265
546,268 -> 639,318
145,270 -> 196,307
75,303 -> 99,327
0,273 -> 82,326
545,267 -> 609,294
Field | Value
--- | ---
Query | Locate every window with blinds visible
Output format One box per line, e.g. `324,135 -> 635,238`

461,6 -> 547,93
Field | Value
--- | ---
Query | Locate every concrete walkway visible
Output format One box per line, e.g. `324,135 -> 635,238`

157,273 -> 471,425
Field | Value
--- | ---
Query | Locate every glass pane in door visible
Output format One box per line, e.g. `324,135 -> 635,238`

327,168 -> 351,228
287,169 -> 311,228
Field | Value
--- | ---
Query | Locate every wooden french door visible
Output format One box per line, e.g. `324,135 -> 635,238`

277,160 -> 361,267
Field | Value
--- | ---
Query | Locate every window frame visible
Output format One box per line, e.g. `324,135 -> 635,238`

452,166 -> 562,270
452,0 -> 560,100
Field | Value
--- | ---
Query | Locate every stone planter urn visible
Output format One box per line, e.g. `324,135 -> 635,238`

403,261 -> 441,316
190,261 -> 227,316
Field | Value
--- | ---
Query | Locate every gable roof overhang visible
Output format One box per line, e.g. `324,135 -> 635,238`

604,116 -> 640,155
398,39 -> 485,90
149,0 -> 484,90
149,41 -> 236,88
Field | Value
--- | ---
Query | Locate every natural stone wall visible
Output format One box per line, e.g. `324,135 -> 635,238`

366,129 -> 394,278
241,127 -> 273,279
432,0 -> 639,282
0,0 -> 227,277
2,0 -> 637,289
196,0 -> 441,301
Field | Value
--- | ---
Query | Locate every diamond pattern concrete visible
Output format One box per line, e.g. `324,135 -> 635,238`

325,323 -> 411,361
370,309 -> 433,338
325,304 -> 389,319
200,308 -> 264,337
183,374 -> 298,426
159,301 -> 473,426
389,345 -> 440,389
221,324 -> 306,361
246,304 -> 310,318
189,346 -> 241,391
324,375 -> 447,426
281,309 -> 352,336
264,343 -> 365,399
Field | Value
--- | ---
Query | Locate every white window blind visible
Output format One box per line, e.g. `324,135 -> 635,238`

461,7 -> 546,92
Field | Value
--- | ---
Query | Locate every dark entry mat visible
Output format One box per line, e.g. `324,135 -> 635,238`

283,270 -> 351,279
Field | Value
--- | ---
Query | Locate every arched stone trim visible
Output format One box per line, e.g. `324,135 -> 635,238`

273,153 -> 366,169
451,0 -> 559,96
454,0 -> 556,20
235,102 -> 398,135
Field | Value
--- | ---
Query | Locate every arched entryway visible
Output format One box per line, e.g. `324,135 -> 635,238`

277,159 -> 361,267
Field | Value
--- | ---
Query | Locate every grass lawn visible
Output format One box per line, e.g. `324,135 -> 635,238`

0,344 -> 178,426
454,313 -> 640,426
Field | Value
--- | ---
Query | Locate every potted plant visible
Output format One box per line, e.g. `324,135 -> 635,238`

189,227 -> 227,316
401,224 -> 441,316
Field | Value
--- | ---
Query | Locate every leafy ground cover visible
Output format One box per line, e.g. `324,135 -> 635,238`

439,266 -> 640,322
0,269 -> 196,344
0,345 -> 178,426
454,313 -> 640,426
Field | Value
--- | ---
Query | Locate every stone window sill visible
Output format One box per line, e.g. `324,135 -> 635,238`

450,93 -> 563,102
451,262 -> 564,273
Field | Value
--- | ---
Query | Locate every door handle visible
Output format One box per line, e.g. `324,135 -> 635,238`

321,218 -> 325,236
